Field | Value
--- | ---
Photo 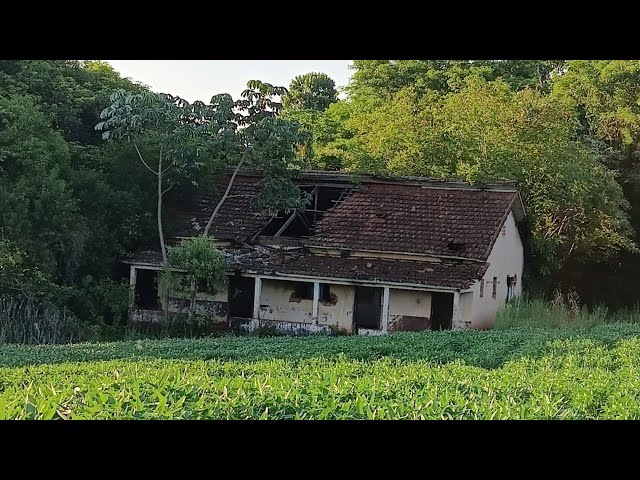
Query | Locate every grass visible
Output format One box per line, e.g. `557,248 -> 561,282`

496,295 -> 640,330
2,323 -> 640,419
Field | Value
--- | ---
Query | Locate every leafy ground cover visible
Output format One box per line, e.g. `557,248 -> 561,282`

1,323 -> 640,419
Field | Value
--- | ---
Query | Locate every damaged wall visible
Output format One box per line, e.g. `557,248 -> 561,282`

388,289 -> 432,332
259,279 -> 314,323
159,279 -> 228,324
317,284 -> 355,333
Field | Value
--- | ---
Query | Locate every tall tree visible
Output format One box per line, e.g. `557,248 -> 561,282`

283,72 -> 338,112
96,90 -> 237,264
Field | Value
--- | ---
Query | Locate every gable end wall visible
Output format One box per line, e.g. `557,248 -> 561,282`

469,211 -> 524,329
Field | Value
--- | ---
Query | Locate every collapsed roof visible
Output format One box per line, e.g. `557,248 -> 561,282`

128,171 -> 525,289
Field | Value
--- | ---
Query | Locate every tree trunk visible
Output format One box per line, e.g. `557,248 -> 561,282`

156,149 -> 169,322
188,279 -> 197,324
157,152 -> 167,264
202,157 -> 245,237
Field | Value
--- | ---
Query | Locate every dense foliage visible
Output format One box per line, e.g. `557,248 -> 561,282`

2,325 -> 640,418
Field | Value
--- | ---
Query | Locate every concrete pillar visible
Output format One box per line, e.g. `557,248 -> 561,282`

312,281 -> 320,325
382,286 -> 390,332
452,290 -> 461,330
253,277 -> 262,320
128,266 -> 137,322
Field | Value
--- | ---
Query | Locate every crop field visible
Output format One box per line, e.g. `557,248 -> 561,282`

2,324 -> 640,419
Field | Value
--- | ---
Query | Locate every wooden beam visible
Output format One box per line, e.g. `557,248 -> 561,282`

274,211 -> 298,237
382,286 -> 390,332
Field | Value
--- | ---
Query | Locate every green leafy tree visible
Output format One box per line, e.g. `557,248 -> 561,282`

96,90 -> 236,264
347,60 -> 566,100
283,72 -> 338,112
165,236 -> 227,323
335,77 -> 634,274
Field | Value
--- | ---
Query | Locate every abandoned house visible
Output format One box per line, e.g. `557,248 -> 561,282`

124,171 -> 525,334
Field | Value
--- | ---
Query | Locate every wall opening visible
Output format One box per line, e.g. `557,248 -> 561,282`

354,286 -> 382,330
319,283 -> 337,305
506,274 -> 517,303
228,275 -> 255,319
135,269 -> 160,310
290,281 -> 314,301
430,292 -> 453,330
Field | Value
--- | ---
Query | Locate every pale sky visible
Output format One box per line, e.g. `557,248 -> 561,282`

107,60 -> 354,103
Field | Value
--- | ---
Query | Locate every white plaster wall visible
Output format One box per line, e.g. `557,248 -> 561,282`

317,284 -> 355,333
459,291 -> 474,329
470,211 -> 524,329
388,289 -> 432,331
388,289 -> 432,318
259,279 -> 313,323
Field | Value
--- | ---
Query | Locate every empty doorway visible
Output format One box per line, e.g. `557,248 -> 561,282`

354,286 -> 382,330
430,292 -> 453,330
135,269 -> 160,310
228,276 -> 255,319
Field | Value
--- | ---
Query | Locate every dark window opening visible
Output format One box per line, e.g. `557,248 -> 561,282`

506,275 -> 517,303
492,277 -> 497,300
135,269 -> 160,310
430,292 -> 453,330
479,279 -> 484,298
228,275 -> 255,319
291,281 -> 314,301
354,286 -> 382,330
320,283 -> 338,305
320,284 -> 330,302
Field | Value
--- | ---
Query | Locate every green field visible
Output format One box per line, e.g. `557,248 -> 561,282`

2,324 -> 640,419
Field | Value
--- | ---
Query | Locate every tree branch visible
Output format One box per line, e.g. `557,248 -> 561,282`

161,159 -> 176,174
133,141 -> 159,175
202,155 -> 246,237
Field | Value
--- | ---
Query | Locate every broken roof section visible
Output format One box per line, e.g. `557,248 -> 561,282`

124,247 -> 488,290
225,247 -> 488,290
165,170 -> 524,262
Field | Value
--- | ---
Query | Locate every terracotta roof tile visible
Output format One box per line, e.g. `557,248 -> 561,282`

309,183 -> 517,260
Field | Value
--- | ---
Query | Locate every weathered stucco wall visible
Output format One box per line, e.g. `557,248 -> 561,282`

259,279 -> 313,323
317,283 -> 355,333
470,211 -> 524,329
459,291 -> 474,329
388,289 -> 432,331
133,276 -> 228,324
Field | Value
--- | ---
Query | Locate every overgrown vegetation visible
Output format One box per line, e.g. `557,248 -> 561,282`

496,294 -> 640,330
2,326 -> 640,418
